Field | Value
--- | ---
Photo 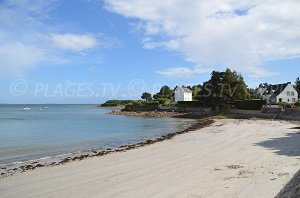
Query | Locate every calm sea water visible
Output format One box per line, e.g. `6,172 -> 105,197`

0,104 -> 195,164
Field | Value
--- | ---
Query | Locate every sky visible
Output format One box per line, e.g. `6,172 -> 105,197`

0,0 -> 299,104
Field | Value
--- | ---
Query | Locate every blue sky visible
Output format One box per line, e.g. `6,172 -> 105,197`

0,0 -> 299,104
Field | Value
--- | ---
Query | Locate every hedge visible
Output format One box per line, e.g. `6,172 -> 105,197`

141,101 -> 160,105
177,101 -> 205,108
294,102 -> 300,107
233,100 -> 266,110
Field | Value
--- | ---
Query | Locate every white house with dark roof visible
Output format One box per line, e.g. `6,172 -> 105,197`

174,87 -> 192,102
258,82 -> 298,104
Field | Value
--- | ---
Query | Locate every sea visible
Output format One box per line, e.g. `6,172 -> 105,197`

0,104 -> 195,164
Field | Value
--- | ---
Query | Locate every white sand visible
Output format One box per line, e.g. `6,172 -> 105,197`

1,119 -> 299,198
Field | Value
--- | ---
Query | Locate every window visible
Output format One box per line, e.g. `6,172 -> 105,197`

291,91 -> 295,96
288,99 -> 290,102
287,91 -> 290,96
279,98 -> 282,102
293,98 -> 296,102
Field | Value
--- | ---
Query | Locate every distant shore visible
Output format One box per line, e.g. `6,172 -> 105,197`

1,119 -> 299,197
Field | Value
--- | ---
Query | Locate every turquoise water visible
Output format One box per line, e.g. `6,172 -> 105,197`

0,104 -> 195,164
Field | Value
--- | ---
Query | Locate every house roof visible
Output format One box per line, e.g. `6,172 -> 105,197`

175,87 -> 192,93
262,83 -> 291,96
257,87 -> 267,95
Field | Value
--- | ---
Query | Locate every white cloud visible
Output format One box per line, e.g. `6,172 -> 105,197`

0,42 -> 46,77
0,0 -> 53,77
51,33 -> 98,51
156,66 -> 209,78
0,0 -> 113,78
105,0 -> 300,78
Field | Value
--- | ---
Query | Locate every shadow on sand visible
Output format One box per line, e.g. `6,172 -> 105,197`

256,129 -> 300,197
255,131 -> 300,157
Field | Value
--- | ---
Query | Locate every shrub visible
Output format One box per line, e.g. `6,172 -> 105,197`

157,98 -> 170,106
295,102 -> 300,107
141,100 -> 160,105
233,100 -> 266,110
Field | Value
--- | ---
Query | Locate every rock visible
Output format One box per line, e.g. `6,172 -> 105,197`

35,164 -> 44,168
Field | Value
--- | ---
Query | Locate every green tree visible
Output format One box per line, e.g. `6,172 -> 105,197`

153,85 -> 174,100
296,77 -> 300,97
198,68 -> 248,111
157,98 -> 170,106
141,92 -> 152,101
191,84 -> 202,100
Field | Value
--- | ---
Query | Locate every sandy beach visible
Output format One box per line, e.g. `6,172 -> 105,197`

1,119 -> 299,198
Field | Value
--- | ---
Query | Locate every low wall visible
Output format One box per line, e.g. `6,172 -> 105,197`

278,109 -> 300,120
261,107 -> 282,114
178,107 -> 211,113
122,105 -> 300,120
281,109 -> 300,116
229,108 -> 300,120
228,109 -> 276,119
159,106 -> 178,111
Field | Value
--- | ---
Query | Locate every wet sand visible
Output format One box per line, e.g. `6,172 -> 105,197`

0,119 -> 299,198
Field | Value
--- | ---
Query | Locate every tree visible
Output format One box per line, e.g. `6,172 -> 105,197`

197,68 -> 248,111
296,77 -> 300,97
191,84 -> 202,100
247,88 -> 259,100
141,92 -> 152,101
153,85 -> 174,100
259,82 -> 270,88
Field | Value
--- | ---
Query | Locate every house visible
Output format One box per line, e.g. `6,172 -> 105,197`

174,87 -> 192,102
258,82 -> 298,104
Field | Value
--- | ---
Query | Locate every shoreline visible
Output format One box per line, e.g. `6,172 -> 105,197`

1,118 -> 299,197
0,118 -> 214,179
107,110 -> 188,118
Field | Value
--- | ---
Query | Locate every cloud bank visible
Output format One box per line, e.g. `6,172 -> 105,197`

0,0 -> 107,78
105,0 -> 300,78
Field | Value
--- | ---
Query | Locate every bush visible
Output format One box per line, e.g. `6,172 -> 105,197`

157,98 -> 170,106
295,102 -> 300,107
177,101 -> 205,108
233,100 -> 266,110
